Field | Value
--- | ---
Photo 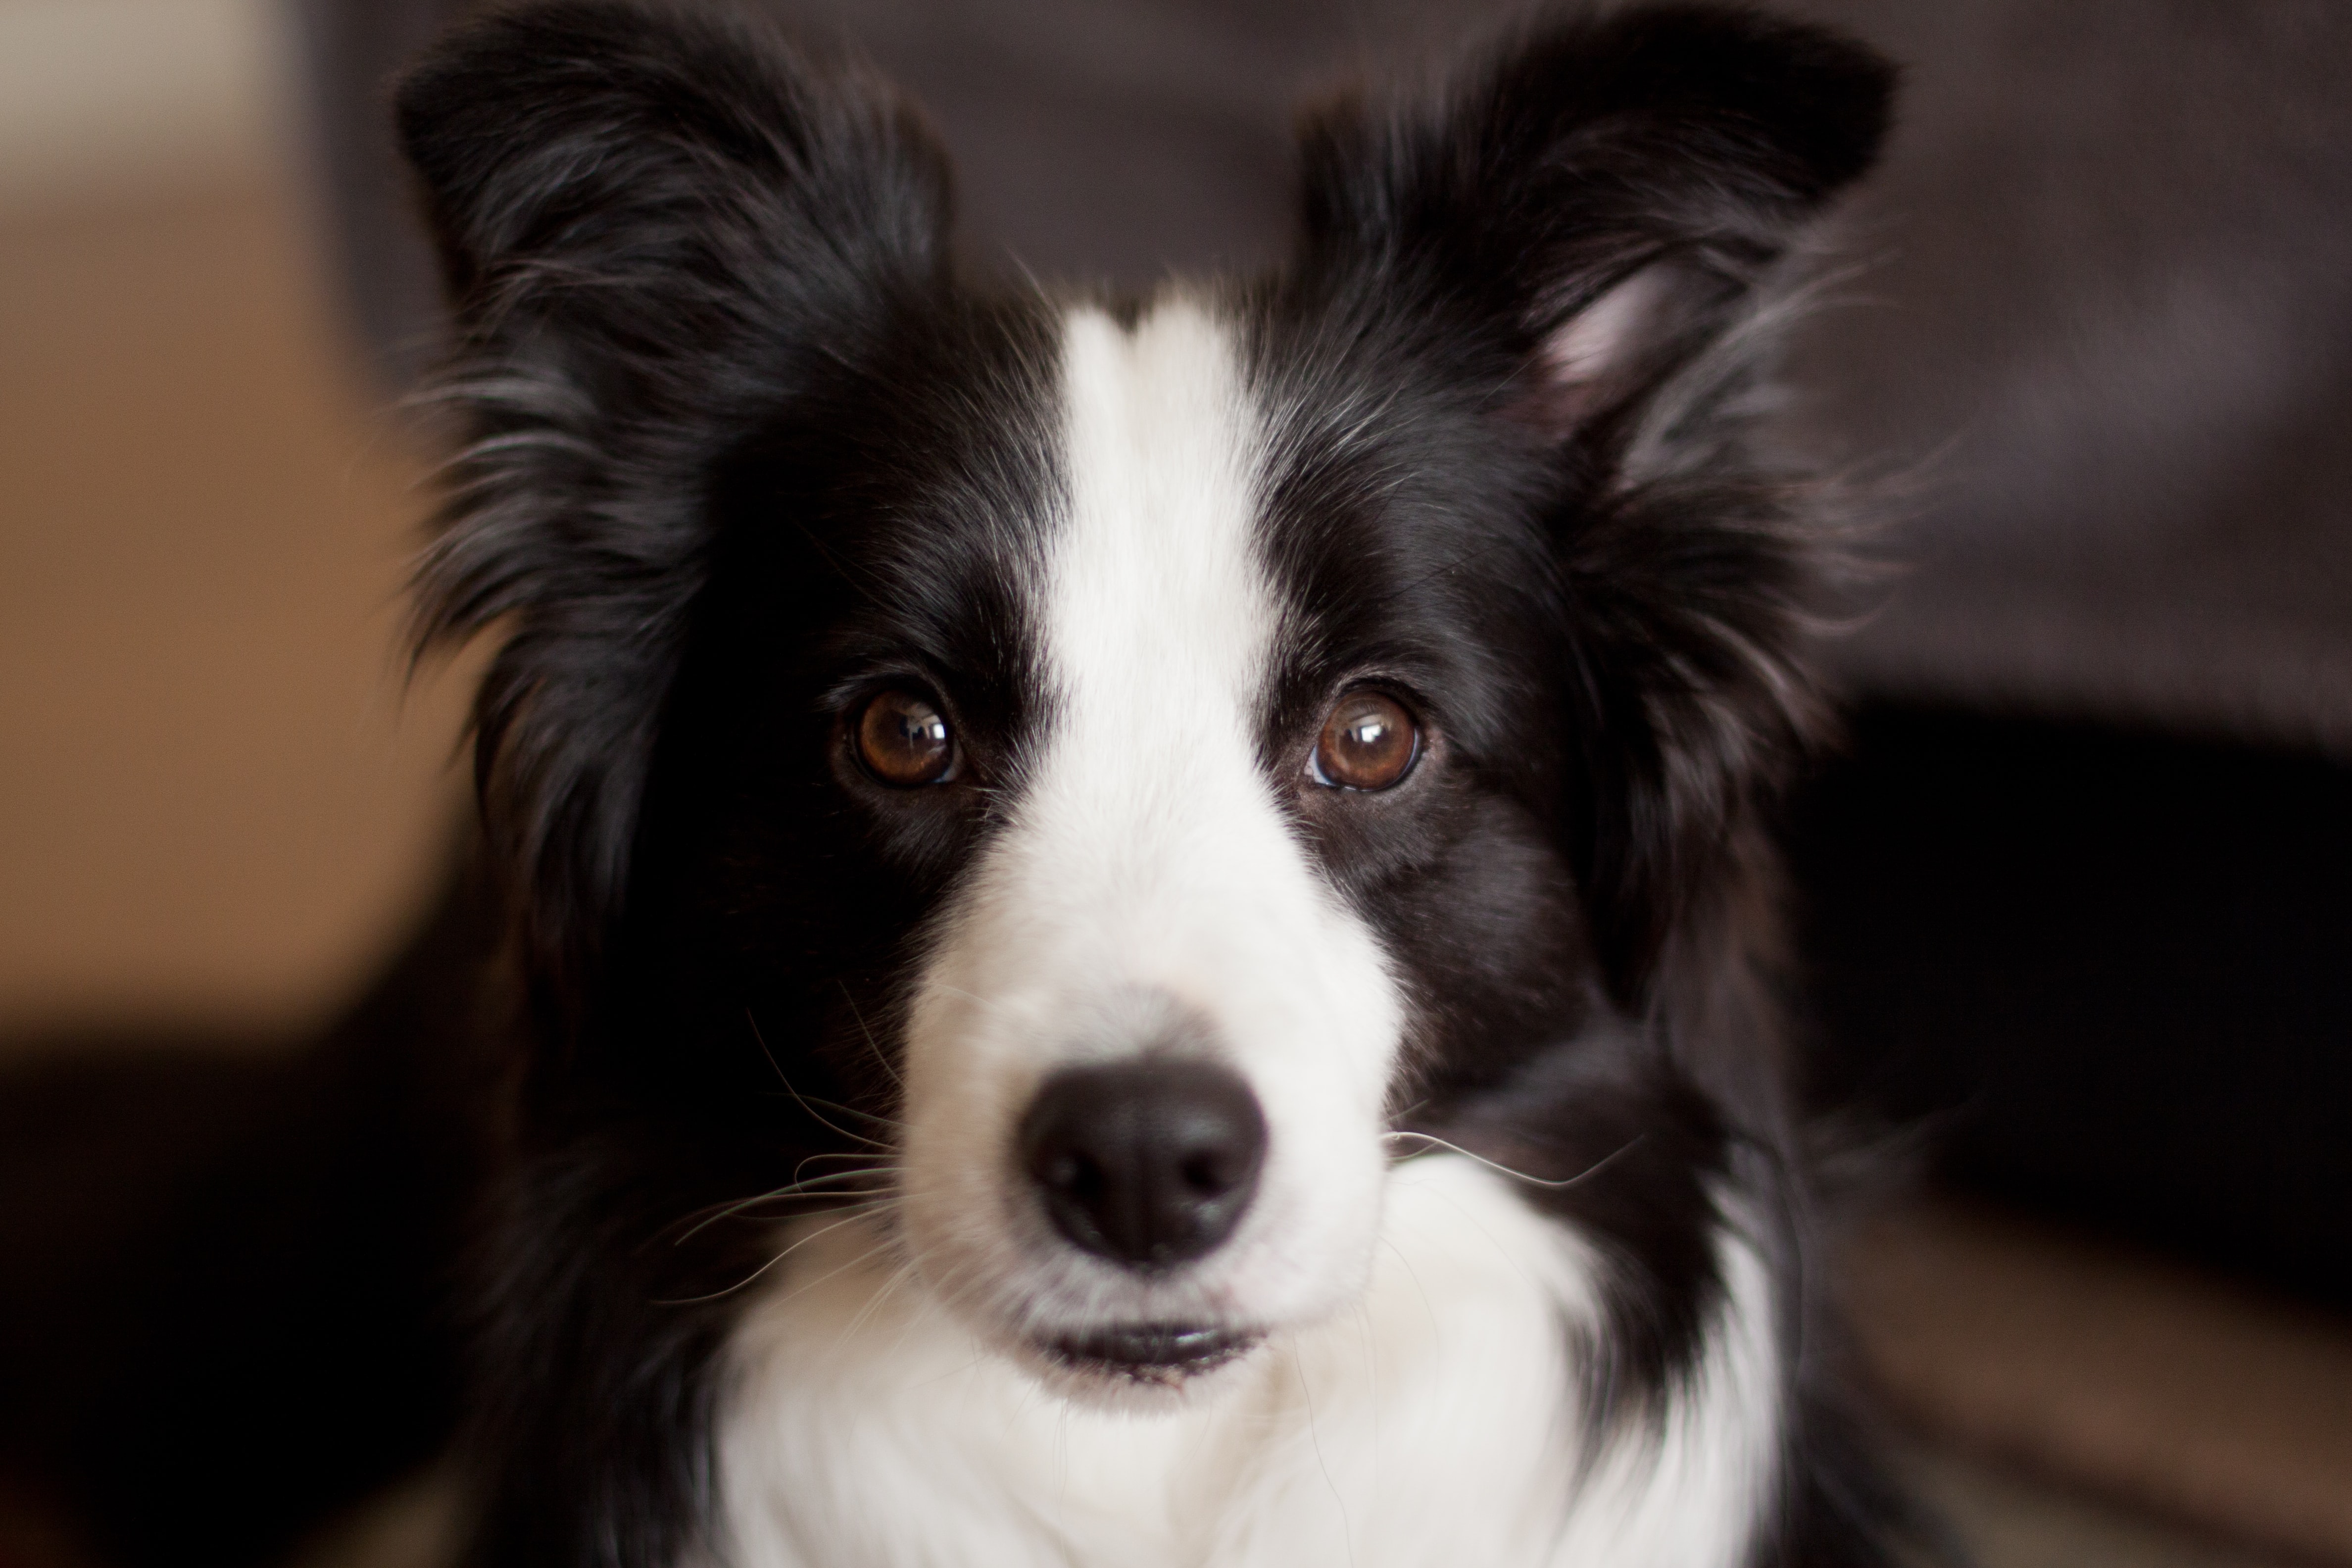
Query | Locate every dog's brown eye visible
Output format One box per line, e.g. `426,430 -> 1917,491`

1310,690 -> 1419,791
855,690 -> 955,786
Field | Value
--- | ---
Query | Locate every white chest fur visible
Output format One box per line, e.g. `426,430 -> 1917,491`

712,1157 -> 1782,1568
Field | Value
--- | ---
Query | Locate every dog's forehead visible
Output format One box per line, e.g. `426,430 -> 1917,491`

1046,296 -> 1273,714
809,294 -> 1264,700
834,289 -> 1548,743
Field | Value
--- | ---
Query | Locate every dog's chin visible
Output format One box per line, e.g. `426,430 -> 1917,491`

1018,1322 -> 1268,1409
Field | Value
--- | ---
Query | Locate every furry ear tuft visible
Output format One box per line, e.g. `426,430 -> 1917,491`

395,0 -> 952,996
1298,3 -> 1892,422
1296,5 -> 1892,999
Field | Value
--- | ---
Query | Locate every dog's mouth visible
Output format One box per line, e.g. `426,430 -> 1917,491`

1042,1322 -> 1263,1384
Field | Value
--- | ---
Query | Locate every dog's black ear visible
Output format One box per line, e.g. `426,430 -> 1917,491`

395,0 -> 950,992
1297,6 -> 1893,1002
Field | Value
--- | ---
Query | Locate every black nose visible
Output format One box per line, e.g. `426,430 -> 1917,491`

1019,1060 -> 1268,1271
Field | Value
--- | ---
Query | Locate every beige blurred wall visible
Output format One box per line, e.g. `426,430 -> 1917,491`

0,0 -> 474,1044
0,0 -> 293,209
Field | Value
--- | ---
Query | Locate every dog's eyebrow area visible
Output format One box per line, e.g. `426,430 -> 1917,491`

886,294 -> 1407,1378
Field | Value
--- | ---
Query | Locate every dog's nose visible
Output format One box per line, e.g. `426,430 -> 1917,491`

1019,1060 -> 1267,1271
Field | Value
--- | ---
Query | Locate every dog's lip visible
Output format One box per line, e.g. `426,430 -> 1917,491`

1043,1322 -> 1262,1381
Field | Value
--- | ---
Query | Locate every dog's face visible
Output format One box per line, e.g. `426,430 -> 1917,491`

398,1 -> 1888,1396
801,293 -> 1568,1390
633,284 -> 1585,1393
878,300 -> 1416,1380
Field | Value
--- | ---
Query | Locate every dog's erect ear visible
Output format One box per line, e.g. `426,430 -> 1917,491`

1297,7 -> 1893,1001
395,0 -> 951,994
1297,6 -> 1890,427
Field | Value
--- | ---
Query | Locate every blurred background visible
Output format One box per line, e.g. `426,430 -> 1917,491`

0,1 -> 2345,1565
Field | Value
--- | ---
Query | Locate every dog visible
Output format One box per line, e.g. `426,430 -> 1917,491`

386,2 -> 1913,1562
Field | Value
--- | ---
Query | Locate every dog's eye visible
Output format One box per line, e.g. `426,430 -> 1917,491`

854,690 -> 956,787
1309,690 -> 1419,791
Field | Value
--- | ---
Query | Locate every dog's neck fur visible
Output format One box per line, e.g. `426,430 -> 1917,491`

715,1156 -> 1781,1568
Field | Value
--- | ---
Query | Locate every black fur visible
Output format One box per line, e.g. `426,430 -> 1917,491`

398,0 -> 955,1000
1288,5 -> 1891,1003
379,3 -> 1914,1564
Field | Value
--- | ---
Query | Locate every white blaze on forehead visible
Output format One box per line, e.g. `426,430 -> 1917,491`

1058,305 -> 1270,724
1051,300 -> 1274,777
895,296 -> 1404,1340
1033,297 -> 1291,953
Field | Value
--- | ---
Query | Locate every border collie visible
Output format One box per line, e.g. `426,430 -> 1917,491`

392,2 -> 1910,1562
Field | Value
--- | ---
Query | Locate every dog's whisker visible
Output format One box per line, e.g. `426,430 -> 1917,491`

829,1249 -> 925,1356
1380,1130 -> 1646,1191
744,1010 -> 900,1151
729,1223 -> 906,1317
672,1169 -> 898,1245
787,1151 -> 898,1190
651,1205 -> 892,1307
922,981 -> 1006,1016
837,979 -> 905,1092
785,1092 -> 904,1132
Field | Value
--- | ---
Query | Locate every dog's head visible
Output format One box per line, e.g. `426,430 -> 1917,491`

398,1 -> 1888,1396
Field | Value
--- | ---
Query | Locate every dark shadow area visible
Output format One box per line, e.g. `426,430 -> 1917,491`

1793,703 -> 2352,1312
0,858 -> 499,1568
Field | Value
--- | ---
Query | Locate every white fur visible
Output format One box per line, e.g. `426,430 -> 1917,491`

715,1158 -> 1781,1567
892,297 -> 1403,1369
1549,1197 -> 1786,1567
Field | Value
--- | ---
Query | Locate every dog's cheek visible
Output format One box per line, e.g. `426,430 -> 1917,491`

1170,859 -> 1404,1318
1362,793 -> 1599,1107
1230,1040 -> 1394,1317
891,940 -> 1052,1321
